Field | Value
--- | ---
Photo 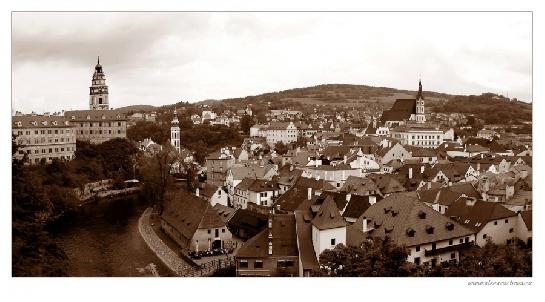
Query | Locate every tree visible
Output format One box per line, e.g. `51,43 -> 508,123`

239,115 -> 254,135
274,141 -> 289,155
139,143 -> 179,214
420,240 -> 532,277
313,237 -> 411,277
127,121 -> 169,144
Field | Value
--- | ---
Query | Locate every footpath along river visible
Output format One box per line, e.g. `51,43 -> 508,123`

48,195 -> 172,277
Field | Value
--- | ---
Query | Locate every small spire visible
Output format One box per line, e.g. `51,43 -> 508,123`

417,78 -> 423,100
97,56 -> 100,64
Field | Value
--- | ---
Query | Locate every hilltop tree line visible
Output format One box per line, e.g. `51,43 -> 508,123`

434,93 -> 532,125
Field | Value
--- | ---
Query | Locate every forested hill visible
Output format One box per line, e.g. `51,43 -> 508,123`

433,93 -> 532,124
211,83 -> 453,108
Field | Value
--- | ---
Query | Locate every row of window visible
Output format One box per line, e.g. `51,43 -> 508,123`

19,146 -> 75,155
14,129 -> 73,136
78,122 -> 123,127
239,259 -> 295,269
79,129 -> 123,135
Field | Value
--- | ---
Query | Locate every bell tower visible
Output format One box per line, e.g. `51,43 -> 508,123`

89,56 -> 109,110
171,108 -> 181,153
415,79 -> 426,123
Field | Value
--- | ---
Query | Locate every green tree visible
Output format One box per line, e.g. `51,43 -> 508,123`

274,141 -> 289,155
239,115 -> 254,135
313,237 -> 411,277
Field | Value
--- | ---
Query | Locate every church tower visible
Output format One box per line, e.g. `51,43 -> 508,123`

89,56 -> 109,110
171,108 -> 181,153
415,79 -> 426,123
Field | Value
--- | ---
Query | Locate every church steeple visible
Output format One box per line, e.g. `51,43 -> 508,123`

416,78 -> 424,100
89,56 -> 109,110
170,107 -> 181,153
415,79 -> 425,123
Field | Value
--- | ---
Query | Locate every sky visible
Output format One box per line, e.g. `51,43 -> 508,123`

12,12 -> 532,113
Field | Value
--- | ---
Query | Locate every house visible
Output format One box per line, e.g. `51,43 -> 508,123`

227,209 -> 268,240
196,183 -> 228,207
375,143 -> 412,165
310,196 -> 347,260
235,213 -> 299,277
349,193 -> 475,267
445,199 -> 519,247
340,176 -> 381,197
300,164 -> 361,189
160,190 -> 233,252
341,195 -> 376,224
265,121 -> 298,146
233,178 -> 280,209
205,148 -> 236,182
225,164 -> 278,196
516,211 -> 532,247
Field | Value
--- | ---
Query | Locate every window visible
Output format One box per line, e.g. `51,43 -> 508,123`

222,228 -> 225,233
483,234 -> 487,239
509,228 -> 514,233
432,243 -> 436,250
505,219 -> 509,224
254,260 -> 263,269
451,253 -> 456,259
286,260 -> 294,267
494,221 -> 498,225
414,257 -> 421,265
330,238 -> 336,246
459,239 -> 463,244
239,260 -> 248,269
415,246 -> 420,252
449,240 -> 453,246
465,237 -> 469,243
208,229 -> 211,234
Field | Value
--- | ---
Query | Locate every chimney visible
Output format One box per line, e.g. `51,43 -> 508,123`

369,195 -> 376,205
362,218 -> 368,232
477,163 -> 481,171
308,187 -> 312,200
427,182 -> 432,189
466,198 -> 477,206
409,167 -> 413,179
195,188 -> 200,197
346,193 -> 352,202
421,165 -> 425,173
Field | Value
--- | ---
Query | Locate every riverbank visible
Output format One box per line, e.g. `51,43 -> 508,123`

138,208 -> 235,277
138,208 -> 195,276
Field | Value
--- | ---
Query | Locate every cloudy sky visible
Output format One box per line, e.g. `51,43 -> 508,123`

12,12 -> 531,113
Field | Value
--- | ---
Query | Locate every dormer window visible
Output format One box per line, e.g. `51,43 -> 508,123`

31,121 -> 37,126
86,115 -> 91,120
16,121 -> 22,127
445,222 -> 455,231
41,121 -> 47,126
71,116 -> 76,120
406,228 -> 416,237
418,210 -> 426,219
52,121 -> 58,126
101,115 -> 106,120
425,225 -> 434,234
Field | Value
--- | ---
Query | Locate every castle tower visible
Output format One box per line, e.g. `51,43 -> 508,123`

415,79 -> 426,123
89,56 -> 109,110
171,108 -> 181,153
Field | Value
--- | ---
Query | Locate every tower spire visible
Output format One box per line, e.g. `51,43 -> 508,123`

97,56 -> 100,64
416,78 -> 423,100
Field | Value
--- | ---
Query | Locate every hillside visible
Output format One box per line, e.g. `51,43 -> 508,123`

115,104 -> 157,113
434,93 -> 532,124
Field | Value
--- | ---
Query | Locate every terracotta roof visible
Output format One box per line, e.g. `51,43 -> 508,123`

445,200 -> 517,232
320,191 -> 349,211
340,176 -> 380,195
342,195 -> 376,219
294,210 -> 320,271
380,99 -> 416,122
355,193 -> 474,247
235,214 -> 298,258
65,109 -> 127,121
12,115 -> 75,128
520,210 -> 532,231
367,173 -> 407,194
274,186 -> 321,212
227,209 -> 268,236
161,190 -> 227,241
311,196 -> 346,230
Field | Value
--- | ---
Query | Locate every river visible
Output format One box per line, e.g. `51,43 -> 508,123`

48,195 -> 172,277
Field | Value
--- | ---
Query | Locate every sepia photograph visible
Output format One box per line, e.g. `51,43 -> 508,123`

3,1 -> 543,301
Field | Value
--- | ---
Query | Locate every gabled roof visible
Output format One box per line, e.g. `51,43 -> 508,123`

235,214 -> 298,258
520,210 -> 532,231
340,176 -> 380,195
445,200 -> 517,232
227,209 -> 268,236
342,195 -> 376,219
380,99 -> 416,123
320,191 -> 349,211
355,193 -> 474,247
274,186 -> 320,212
367,173 -> 407,194
295,210 -> 320,271
161,190 -> 227,241
311,196 -> 346,230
